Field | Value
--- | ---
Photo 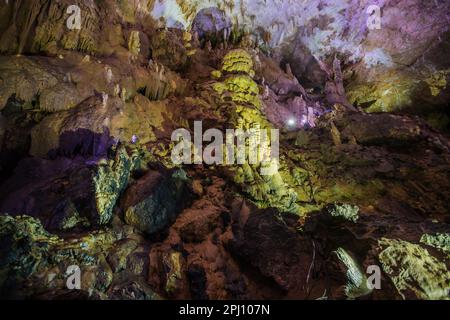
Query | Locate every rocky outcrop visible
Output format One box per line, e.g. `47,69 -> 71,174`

378,238 -> 450,300
0,213 -> 158,299
0,0 -> 154,56
153,1 -> 450,121
0,144 -> 138,228
29,95 -> 168,157
227,203 -> 314,294
0,0 -> 449,301
150,29 -> 190,71
121,169 -> 191,235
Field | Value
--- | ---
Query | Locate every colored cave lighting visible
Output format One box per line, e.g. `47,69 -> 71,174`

286,118 -> 296,127
0,0 -> 449,303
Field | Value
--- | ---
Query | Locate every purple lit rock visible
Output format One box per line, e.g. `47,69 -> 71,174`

191,7 -> 232,39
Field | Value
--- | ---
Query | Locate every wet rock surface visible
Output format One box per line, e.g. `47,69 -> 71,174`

0,0 -> 449,300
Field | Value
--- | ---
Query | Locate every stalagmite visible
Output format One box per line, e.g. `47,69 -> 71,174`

101,92 -> 108,108
105,67 -> 113,83
286,63 -> 294,78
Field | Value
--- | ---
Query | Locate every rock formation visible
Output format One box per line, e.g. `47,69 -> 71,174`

0,0 -> 448,300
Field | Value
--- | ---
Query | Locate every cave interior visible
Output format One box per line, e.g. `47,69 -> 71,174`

0,0 -> 449,300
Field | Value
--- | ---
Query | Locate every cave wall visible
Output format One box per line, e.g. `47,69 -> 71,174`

0,0 -> 449,123
151,0 -> 450,118
0,0 -> 449,300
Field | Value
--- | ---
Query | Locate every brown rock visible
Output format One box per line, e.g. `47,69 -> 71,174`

173,199 -> 223,243
227,202 -> 314,294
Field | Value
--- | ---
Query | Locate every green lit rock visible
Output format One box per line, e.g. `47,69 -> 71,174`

378,238 -> 450,300
420,233 -> 450,257
211,70 -> 222,79
122,169 -> 191,235
0,215 -> 60,289
150,29 -> 188,71
425,112 -> 450,132
346,71 -> 420,113
0,214 -> 128,298
165,251 -> 184,296
425,70 -> 449,97
94,145 -> 136,225
48,200 -> 90,231
128,30 -> 141,57
0,55 -> 80,113
295,130 -> 311,147
0,57 -> 57,110
213,75 -> 261,108
221,49 -> 254,76
328,203 -> 359,223
212,49 -> 301,215
337,112 -> 422,146
234,163 -> 299,214
347,68 -> 450,114
148,246 -> 188,298
334,248 -> 372,299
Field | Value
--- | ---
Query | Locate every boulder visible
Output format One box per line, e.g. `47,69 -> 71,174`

107,239 -> 138,273
148,245 -> 189,298
191,7 -> 231,40
122,169 -> 191,235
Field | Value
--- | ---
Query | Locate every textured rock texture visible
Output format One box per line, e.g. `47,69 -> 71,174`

152,0 -> 450,119
0,0 -> 449,301
122,169 -> 191,235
